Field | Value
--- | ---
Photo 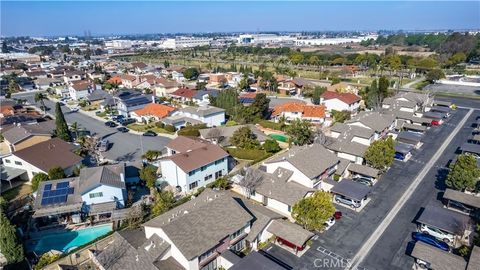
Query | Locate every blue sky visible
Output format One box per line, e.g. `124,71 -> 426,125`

1,1 -> 479,36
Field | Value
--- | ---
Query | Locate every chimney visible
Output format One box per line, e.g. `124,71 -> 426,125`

120,173 -> 125,182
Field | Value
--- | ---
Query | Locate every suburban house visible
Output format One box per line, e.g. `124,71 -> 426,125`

199,124 -> 268,147
78,164 -> 127,208
344,111 -> 395,140
192,89 -> 219,106
320,91 -> 361,112
0,120 -> 55,154
272,102 -> 326,125
326,122 -> 373,164
171,71 -> 185,82
262,144 -> 339,189
131,103 -> 176,123
121,74 -> 137,88
1,138 -> 83,181
154,79 -> 180,97
382,92 -> 433,113
166,106 -> 226,128
130,62 -> 149,74
160,136 -> 229,193
63,70 -> 84,83
69,80 -> 93,100
169,88 -> 197,103
326,82 -> 359,95
239,167 -> 315,218
114,90 -> 153,117
330,179 -> 371,209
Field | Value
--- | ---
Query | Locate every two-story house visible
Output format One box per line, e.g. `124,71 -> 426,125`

320,91 -> 361,113
79,164 -> 127,208
160,136 -> 229,193
68,80 -> 93,100
0,120 -> 55,155
114,90 -> 153,117
272,102 -> 326,125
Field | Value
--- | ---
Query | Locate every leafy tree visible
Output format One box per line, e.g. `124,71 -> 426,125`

183,67 -> 199,80
263,139 -> 281,153
34,253 -> 60,270
292,191 -> 336,231
196,81 -> 207,90
48,166 -> 66,180
364,136 -> 395,171
164,125 -> 176,133
163,60 -> 170,68
331,110 -> 351,123
286,119 -> 313,146
331,77 -> 341,85
238,76 -> 250,90
447,52 -> 467,66
31,173 -> 49,191
289,52 -> 304,65
311,86 -> 326,105
55,102 -> 72,142
446,154 -> 480,191
230,127 -> 260,149
70,122 -> 79,140
151,190 -> 174,216
140,166 -> 158,189
251,93 -> 270,119
426,69 -> 445,83
211,177 -> 229,190
0,212 -> 24,264
142,150 -> 162,162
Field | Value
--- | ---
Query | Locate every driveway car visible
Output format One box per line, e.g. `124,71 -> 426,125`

353,177 -> 373,187
70,106 -> 79,112
411,232 -> 450,252
324,217 -> 336,231
419,224 -> 455,244
97,139 -> 109,152
335,195 -> 361,208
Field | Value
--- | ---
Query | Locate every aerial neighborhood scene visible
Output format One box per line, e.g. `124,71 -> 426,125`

1,1 -> 480,270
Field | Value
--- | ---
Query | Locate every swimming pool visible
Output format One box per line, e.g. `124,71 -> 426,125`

27,223 -> 112,254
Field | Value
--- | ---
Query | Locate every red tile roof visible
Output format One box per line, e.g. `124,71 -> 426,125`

321,91 -> 361,105
107,76 -> 122,85
170,88 -> 197,99
133,103 -> 176,118
273,102 -> 325,118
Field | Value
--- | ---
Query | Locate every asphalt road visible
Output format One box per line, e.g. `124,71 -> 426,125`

261,105 -> 477,270
360,109 -> 479,270
13,92 -> 171,162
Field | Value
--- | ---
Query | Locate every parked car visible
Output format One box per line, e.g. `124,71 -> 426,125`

412,232 -> 450,252
419,224 -> 455,244
448,200 -> 474,214
143,130 -> 157,137
117,127 -> 129,133
70,106 -> 79,112
334,211 -> 342,220
335,195 -> 361,208
97,139 -> 109,152
324,217 -> 335,231
120,118 -> 136,126
353,177 -> 373,187
105,121 -> 117,127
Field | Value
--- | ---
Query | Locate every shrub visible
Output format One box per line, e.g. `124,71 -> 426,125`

164,125 -> 176,132
225,120 -> 238,127
35,253 -> 60,270
263,139 -> 281,153
155,122 -> 165,128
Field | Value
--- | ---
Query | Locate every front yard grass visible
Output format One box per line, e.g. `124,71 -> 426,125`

1,184 -> 32,201
225,148 -> 272,165
127,123 -> 174,134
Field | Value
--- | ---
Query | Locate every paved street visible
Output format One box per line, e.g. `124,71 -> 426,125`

13,92 -> 171,162
262,104 -> 478,270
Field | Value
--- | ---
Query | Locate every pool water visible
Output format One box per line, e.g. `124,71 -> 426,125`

269,134 -> 289,142
27,223 -> 112,254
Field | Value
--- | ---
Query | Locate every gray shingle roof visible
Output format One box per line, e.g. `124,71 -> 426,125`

180,105 -> 225,117
267,219 -> 314,247
467,245 -> 480,270
199,124 -> 268,146
144,189 -> 254,260
266,144 -> 339,179
461,142 -> 480,155
325,140 -> 368,157
417,205 -> 471,235
2,120 -> 55,144
397,131 -> 424,144
79,164 -> 126,194
255,168 -> 315,206
347,163 -> 379,178
346,111 -> 394,133
230,251 -> 287,270
443,189 -> 480,209
411,242 -> 467,270
403,123 -> 427,132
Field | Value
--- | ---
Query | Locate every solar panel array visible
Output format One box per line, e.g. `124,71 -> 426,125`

40,181 -> 75,206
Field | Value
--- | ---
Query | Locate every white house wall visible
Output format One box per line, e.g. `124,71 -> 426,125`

264,161 -> 313,188
81,185 -> 126,207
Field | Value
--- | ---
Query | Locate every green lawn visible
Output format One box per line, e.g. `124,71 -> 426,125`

225,148 -> 272,164
127,123 -> 174,134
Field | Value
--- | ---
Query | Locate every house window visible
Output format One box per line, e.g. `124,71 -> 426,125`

288,205 -> 292,212
171,150 -> 176,154
14,161 -> 22,166
230,227 -> 244,240
200,258 -> 217,270
89,192 -> 103,198
214,158 -> 224,165
188,170 -> 196,176
4,159 -> 10,163
204,174 -> 213,181
230,240 -> 245,252
189,181 -> 198,190
250,190 -> 256,197
201,165 -> 207,171
215,170 -> 223,179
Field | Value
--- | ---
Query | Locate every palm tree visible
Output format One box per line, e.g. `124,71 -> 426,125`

34,92 -> 47,114
142,150 -> 162,162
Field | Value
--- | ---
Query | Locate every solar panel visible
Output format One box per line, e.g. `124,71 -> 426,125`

56,182 -> 69,189
39,181 -> 72,206
68,188 -> 75,194
44,184 -> 52,191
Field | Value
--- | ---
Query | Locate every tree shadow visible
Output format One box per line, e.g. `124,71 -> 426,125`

435,167 -> 449,190
101,132 -> 117,139
116,151 -> 138,162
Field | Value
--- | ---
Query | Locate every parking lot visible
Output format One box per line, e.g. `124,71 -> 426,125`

13,92 -> 172,162
261,106 -> 478,270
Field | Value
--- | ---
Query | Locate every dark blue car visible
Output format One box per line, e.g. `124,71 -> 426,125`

412,232 -> 450,252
